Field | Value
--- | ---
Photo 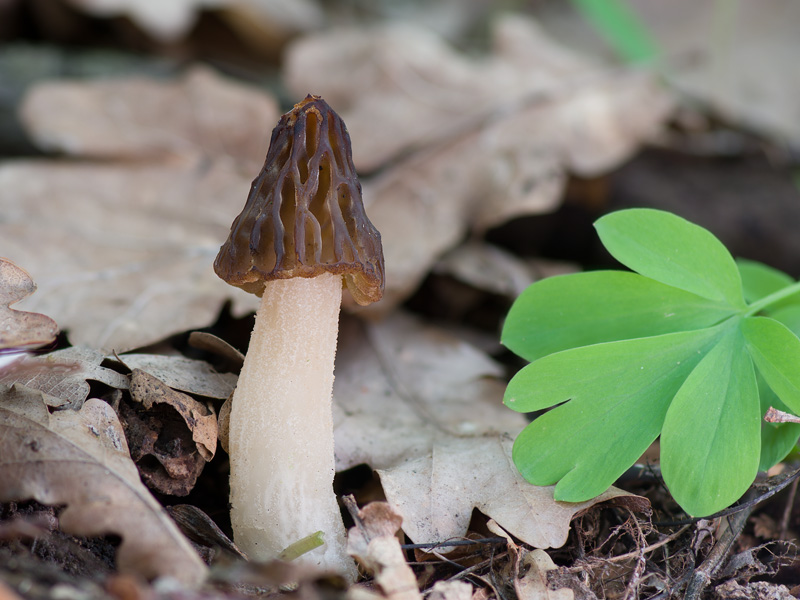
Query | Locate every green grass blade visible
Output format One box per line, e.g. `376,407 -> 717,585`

595,209 -> 745,308
661,327 -> 760,517
502,270 -> 736,362
508,326 -> 724,501
742,316 -> 800,415
569,0 -> 659,64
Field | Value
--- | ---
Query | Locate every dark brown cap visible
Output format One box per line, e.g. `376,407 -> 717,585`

214,95 -> 384,305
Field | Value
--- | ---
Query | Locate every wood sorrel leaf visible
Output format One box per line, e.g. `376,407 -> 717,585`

502,270 -> 736,362
661,326 -> 760,517
595,209 -> 745,308
506,326 -> 723,502
742,316 -> 800,414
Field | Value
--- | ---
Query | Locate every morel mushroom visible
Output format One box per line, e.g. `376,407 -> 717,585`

214,95 -> 384,577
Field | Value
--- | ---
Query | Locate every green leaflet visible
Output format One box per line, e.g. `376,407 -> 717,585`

506,326 -> 723,502
504,208 -> 800,517
661,326 -> 760,517
757,373 -> 800,472
742,317 -> 800,415
502,271 -> 736,363
595,209 -> 746,308
738,259 -> 794,304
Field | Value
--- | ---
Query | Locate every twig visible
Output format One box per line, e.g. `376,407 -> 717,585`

683,491 -> 756,600
655,463 -> 800,526
779,477 -> 799,540
400,538 -> 508,551
563,524 -> 691,572
623,511 -> 648,600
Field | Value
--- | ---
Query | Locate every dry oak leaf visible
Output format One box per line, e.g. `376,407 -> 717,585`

0,258 -> 58,351
287,17 -> 671,311
117,353 -> 237,400
0,347 -> 130,410
21,66 -> 279,173
123,369 -> 217,495
0,384 -> 207,585
333,313 -> 649,550
0,159 -> 259,352
4,68 -> 280,351
130,368 -> 217,460
346,502 -> 421,600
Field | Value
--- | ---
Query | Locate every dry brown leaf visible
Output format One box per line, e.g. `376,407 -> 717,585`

0,384 -> 207,584
0,158 -> 258,352
1,68 -> 283,351
117,353 -> 236,399
428,581 -> 474,600
64,0 -> 225,42
434,241 -> 534,299
333,313 -> 648,550
515,550 -> 573,600
346,502 -> 421,600
0,347 -> 129,410
287,17 -> 671,311
0,258 -> 58,351
130,369 -> 217,460
21,67 -> 278,173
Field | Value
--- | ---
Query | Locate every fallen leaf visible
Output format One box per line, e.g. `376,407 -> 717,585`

0,347 -> 130,410
64,0 -> 225,42
286,17 -> 672,310
130,368 -> 217,460
0,258 -> 58,351
428,581 -> 474,600
0,384 -> 207,584
333,313 -> 649,549
346,502 -> 421,600
21,67 -> 278,172
122,369 -> 217,495
117,353 -> 236,399
3,68 -> 281,351
515,550 -> 573,600
434,241 -> 534,299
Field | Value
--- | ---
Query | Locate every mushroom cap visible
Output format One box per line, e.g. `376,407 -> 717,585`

214,95 -> 384,306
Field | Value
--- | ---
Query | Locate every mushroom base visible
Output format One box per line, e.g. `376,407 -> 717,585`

228,272 -> 355,578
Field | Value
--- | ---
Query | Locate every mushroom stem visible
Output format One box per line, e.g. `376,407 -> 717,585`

228,272 -> 355,578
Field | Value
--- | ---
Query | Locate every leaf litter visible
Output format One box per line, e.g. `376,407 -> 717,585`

2,7 -> 791,599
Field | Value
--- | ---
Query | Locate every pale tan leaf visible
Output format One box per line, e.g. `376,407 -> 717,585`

428,581 -> 474,600
290,17 -> 671,312
346,503 -> 421,600
21,67 -> 279,172
434,241 -> 534,299
333,313 -> 649,550
0,385 -> 207,584
515,550 -> 573,600
0,258 -> 58,351
64,0 -> 225,42
0,159 -> 259,352
0,346 -> 129,410
117,353 -> 236,399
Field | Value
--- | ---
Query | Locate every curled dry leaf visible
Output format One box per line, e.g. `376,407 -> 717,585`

0,384 -> 207,584
130,368 -> 217,460
116,353 -> 236,399
333,313 -> 649,549
0,347 -> 130,410
346,502 -> 421,600
0,258 -> 58,351
123,369 -> 216,496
